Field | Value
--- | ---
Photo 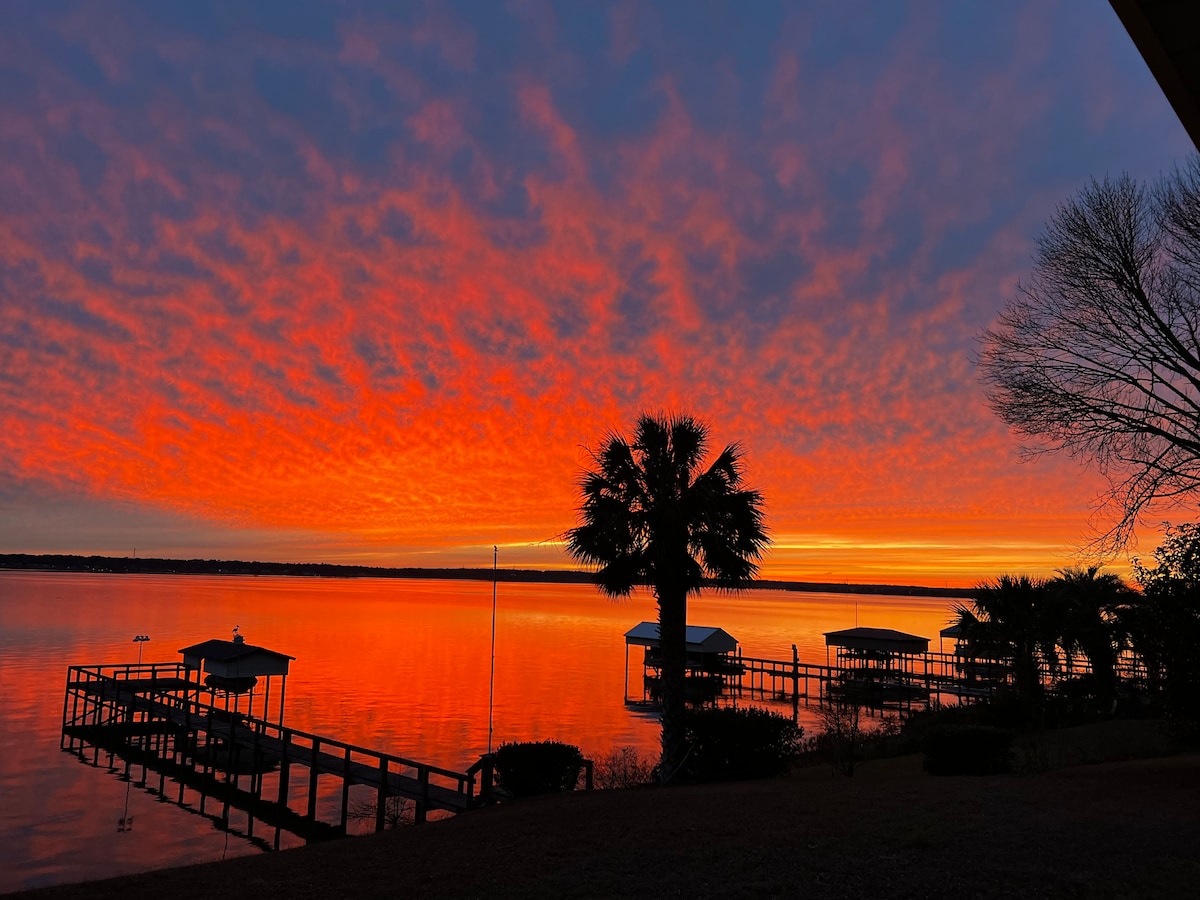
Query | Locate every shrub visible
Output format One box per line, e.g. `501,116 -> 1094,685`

348,794 -> 414,828
593,745 -> 657,790
678,707 -> 803,783
817,697 -> 864,776
493,740 -> 584,797
923,724 -> 1014,776
809,701 -> 908,775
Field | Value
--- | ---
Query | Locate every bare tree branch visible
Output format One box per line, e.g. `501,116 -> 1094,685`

978,157 -> 1200,553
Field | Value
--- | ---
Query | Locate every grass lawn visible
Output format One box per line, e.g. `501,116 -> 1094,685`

15,721 -> 1198,899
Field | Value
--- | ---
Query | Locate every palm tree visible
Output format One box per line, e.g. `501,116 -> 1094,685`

954,575 -> 1053,707
1048,566 -> 1131,711
566,413 -> 768,782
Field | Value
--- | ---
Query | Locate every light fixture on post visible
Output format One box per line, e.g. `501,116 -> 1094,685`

132,634 -> 150,666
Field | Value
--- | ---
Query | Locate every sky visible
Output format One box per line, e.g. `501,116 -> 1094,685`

0,1 -> 1194,586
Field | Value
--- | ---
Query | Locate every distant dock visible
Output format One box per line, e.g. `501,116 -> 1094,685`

623,622 -> 1119,714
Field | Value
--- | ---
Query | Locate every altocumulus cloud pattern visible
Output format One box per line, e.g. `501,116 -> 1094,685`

0,1 -> 1190,582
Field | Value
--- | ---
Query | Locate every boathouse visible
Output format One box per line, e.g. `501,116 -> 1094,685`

937,622 -> 1012,690
624,622 -> 741,704
179,633 -> 294,723
824,626 -> 931,706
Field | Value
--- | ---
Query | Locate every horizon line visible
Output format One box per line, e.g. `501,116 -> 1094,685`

0,552 -> 970,599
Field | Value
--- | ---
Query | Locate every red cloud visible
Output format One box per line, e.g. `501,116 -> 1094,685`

0,2 -> 1176,586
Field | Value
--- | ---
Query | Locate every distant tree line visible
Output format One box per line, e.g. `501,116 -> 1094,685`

0,554 -> 966,597
0,554 -> 594,583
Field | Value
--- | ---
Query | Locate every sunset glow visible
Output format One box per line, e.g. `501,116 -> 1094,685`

0,2 -> 1193,585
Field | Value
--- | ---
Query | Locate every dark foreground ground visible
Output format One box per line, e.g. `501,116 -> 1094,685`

15,726 -> 1198,900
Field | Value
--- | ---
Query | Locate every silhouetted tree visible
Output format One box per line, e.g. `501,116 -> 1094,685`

1126,523 -> 1200,730
1048,566 -> 1132,711
566,414 -> 768,781
978,157 -> 1200,551
955,575 -> 1054,707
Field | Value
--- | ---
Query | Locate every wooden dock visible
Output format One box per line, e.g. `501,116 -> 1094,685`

62,663 -> 492,842
64,719 -> 343,847
630,646 -> 1022,714
629,641 -> 1142,716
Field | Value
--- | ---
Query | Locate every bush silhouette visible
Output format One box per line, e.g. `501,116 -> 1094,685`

493,740 -> 584,797
678,707 -> 802,782
593,745 -> 657,789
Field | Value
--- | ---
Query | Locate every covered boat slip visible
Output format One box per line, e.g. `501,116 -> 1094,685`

824,627 -> 932,707
624,622 -> 744,704
625,621 -> 1037,711
179,632 -> 295,724
938,623 -> 1014,692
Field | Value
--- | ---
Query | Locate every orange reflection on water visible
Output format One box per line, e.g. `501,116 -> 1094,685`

0,571 -> 967,891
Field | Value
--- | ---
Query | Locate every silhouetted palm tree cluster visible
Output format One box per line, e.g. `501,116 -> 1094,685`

567,413 -> 768,781
955,534 -> 1200,725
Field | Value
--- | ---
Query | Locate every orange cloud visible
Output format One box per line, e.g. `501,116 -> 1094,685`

0,2 -> 1191,586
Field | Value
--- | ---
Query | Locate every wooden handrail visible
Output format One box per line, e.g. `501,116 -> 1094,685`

63,664 -> 473,793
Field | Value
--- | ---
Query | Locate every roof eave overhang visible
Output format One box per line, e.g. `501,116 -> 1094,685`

1111,0 -> 1200,151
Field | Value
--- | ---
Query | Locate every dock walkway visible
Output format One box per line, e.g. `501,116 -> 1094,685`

62,663 -> 487,838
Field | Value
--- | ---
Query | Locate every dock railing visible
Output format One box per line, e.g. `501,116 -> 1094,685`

632,645 -> 1143,712
62,663 -> 481,831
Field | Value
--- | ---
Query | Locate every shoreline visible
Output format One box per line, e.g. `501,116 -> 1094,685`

0,553 -> 970,598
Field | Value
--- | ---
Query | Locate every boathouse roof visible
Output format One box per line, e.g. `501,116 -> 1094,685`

940,624 -> 964,639
824,627 -> 929,655
179,638 -> 295,678
624,622 -> 738,654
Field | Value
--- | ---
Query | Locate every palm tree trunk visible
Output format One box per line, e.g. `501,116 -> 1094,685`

1092,645 -> 1118,712
657,584 -> 688,783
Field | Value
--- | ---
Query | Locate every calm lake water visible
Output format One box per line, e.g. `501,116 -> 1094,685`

0,571 -> 961,893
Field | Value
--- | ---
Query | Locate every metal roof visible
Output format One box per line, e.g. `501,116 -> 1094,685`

824,627 -> 930,654
178,639 -> 295,662
624,622 -> 739,654
179,638 -> 294,677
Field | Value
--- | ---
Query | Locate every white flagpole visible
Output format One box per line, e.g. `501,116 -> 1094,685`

488,545 -> 498,754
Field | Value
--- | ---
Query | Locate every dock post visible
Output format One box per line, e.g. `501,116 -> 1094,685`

202,714 -> 215,777
924,652 -> 932,706
60,668 -> 73,749
375,758 -> 387,832
792,645 -> 800,721
277,731 -> 292,809
416,767 -> 429,824
250,722 -> 262,799
67,677 -> 80,749
624,642 -> 629,701
222,740 -> 235,825
307,738 -> 321,819
340,747 -> 352,832
476,755 -> 494,805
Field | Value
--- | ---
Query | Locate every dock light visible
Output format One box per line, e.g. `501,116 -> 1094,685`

132,634 -> 150,665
